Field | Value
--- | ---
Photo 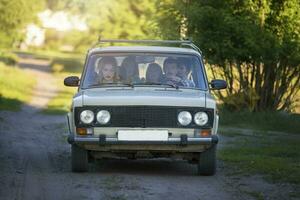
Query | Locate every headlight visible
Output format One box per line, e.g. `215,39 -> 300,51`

178,111 -> 192,126
80,110 -> 94,124
97,110 -> 111,124
194,112 -> 208,126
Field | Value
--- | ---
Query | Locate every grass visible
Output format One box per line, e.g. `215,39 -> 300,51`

244,191 -> 264,200
219,130 -> 300,185
0,62 -> 36,111
219,109 -> 300,134
15,50 -> 85,73
12,50 -> 82,115
42,72 -> 78,115
14,49 -> 84,61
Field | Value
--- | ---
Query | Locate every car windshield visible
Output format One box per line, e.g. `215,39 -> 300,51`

81,53 -> 208,90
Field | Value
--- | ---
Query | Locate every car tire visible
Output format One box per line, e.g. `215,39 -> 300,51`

197,144 -> 217,176
71,144 -> 88,172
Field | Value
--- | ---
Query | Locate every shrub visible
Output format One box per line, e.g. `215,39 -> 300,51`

50,58 -> 83,73
0,51 -> 19,65
222,89 -> 259,112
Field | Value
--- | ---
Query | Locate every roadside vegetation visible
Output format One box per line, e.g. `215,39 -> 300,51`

41,52 -> 83,115
218,129 -> 300,186
0,61 -> 36,111
219,109 -> 300,134
42,72 -> 78,115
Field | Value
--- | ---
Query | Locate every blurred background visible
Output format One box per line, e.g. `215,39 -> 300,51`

0,0 -> 299,131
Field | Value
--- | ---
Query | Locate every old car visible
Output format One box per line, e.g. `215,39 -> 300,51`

64,39 -> 227,175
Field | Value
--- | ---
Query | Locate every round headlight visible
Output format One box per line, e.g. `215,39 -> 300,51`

194,112 -> 208,126
178,111 -> 192,126
97,110 -> 111,124
80,110 -> 94,124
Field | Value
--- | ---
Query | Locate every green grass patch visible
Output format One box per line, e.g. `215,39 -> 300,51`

15,50 -> 85,73
219,110 -> 300,134
219,132 -> 300,184
50,57 -> 83,73
14,50 -> 84,61
244,191 -> 264,200
43,73 -> 78,115
0,51 -> 19,65
0,62 -> 36,111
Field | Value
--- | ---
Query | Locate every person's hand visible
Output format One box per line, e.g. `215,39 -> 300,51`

169,76 -> 181,82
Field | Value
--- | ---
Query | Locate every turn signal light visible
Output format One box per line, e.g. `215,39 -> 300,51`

200,129 -> 211,137
76,128 -> 87,135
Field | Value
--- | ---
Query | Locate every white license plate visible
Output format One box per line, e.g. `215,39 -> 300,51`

117,130 -> 168,141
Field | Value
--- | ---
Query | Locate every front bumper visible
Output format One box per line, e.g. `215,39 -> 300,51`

67,134 -> 219,146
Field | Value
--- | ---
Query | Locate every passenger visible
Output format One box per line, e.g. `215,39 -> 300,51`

120,56 -> 140,83
162,58 -> 184,86
177,58 -> 195,87
97,57 -> 118,83
146,63 -> 163,83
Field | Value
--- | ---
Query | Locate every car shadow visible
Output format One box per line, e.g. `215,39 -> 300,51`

90,158 -> 198,177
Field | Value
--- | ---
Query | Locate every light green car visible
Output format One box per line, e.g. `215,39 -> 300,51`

64,40 -> 227,175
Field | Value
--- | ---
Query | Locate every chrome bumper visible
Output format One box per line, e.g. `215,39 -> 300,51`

68,134 -> 218,146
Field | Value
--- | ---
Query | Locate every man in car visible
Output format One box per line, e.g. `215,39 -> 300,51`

162,58 -> 184,86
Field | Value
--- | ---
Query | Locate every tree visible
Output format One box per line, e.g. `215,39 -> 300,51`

45,0 -> 160,51
0,0 -> 45,48
157,0 -> 300,112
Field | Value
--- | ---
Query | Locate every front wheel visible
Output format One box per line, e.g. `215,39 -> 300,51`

197,144 -> 217,176
71,144 -> 88,172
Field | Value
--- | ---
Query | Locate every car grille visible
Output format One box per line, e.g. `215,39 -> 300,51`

75,106 -> 214,129
109,106 -> 177,128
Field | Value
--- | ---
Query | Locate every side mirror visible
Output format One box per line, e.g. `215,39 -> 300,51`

210,79 -> 227,90
64,76 -> 80,87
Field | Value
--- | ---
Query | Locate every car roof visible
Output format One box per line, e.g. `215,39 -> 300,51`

88,46 -> 201,56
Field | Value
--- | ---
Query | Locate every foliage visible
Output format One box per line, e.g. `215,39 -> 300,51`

43,73 -> 78,115
157,0 -> 300,111
0,62 -> 36,111
42,0 -> 160,52
50,57 -> 83,73
221,89 -> 260,112
0,0 -> 45,48
0,51 -> 19,65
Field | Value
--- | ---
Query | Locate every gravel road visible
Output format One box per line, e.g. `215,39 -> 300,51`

0,58 -> 296,200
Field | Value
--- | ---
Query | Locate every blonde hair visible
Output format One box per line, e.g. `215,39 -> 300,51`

97,57 -> 119,83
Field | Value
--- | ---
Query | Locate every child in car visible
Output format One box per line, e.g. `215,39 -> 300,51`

146,63 -> 163,83
177,58 -> 195,87
120,56 -> 140,83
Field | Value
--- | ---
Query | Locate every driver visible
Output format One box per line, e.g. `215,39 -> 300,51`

162,58 -> 184,86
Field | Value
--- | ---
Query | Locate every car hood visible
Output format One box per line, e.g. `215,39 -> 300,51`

80,87 -> 207,107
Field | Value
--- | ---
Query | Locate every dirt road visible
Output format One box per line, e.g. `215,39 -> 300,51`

0,58 -> 294,200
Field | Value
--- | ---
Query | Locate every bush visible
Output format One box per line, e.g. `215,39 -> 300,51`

221,89 -> 259,112
0,51 -> 19,65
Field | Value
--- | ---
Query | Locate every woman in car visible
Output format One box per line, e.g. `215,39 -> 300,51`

97,57 -> 119,83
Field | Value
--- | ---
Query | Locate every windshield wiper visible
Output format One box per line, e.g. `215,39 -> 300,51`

88,82 -> 134,88
133,82 -> 179,89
